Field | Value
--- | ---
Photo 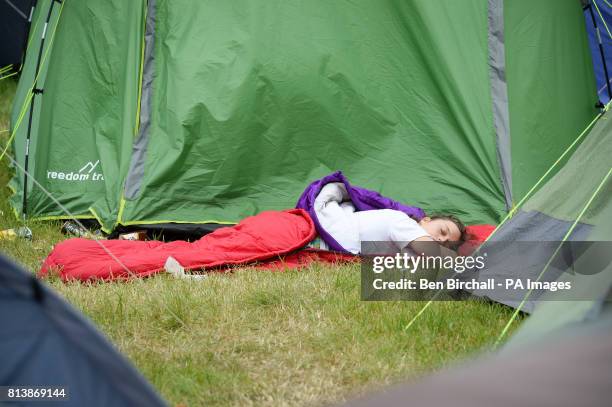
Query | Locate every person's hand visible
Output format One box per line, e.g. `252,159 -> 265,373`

410,236 -> 458,258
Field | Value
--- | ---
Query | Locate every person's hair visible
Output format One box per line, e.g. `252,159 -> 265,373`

429,214 -> 466,251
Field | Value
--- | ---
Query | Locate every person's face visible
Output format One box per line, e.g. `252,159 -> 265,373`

419,217 -> 461,245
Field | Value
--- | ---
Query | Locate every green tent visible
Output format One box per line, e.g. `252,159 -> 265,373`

469,103 -> 611,314
503,193 -> 612,346
8,0 -> 598,233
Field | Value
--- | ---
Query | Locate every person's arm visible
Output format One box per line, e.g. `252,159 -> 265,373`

409,236 -> 458,258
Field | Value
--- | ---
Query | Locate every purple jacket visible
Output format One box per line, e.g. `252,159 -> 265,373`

296,171 -> 426,252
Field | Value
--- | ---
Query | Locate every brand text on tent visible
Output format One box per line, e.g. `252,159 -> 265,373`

46,160 -> 104,182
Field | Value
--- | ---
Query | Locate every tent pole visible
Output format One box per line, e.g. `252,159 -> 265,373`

587,3 -> 612,104
18,1 -> 39,73
22,0 -> 58,217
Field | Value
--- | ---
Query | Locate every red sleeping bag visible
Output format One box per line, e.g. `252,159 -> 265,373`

40,209 -> 350,281
40,209 -> 494,281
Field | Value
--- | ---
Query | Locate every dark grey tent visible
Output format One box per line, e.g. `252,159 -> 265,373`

341,315 -> 612,407
0,0 -> 34,76
0,253 -> 167,406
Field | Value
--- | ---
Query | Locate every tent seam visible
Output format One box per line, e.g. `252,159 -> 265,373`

487,0 -> 513,211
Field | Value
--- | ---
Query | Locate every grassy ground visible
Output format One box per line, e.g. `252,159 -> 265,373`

0,78 -> 519,406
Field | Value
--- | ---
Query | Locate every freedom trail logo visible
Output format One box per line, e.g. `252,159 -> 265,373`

46,160 -> 105,182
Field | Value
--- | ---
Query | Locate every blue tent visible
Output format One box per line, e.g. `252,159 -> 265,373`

584,0 -> 612,103
0,254 -> 167,406
0,0 -> 35,77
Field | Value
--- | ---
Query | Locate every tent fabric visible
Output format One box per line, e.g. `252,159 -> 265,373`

0,254 -> 167,406
469,106 -> 612,312
115,0 -> 503,228
124,0 -> 156,200
505,0 -> 597,201
8,0 -> 598,232
487,0 -> 512,210
296,171 -> 425,252
469,212 -> 593,312
40,209 -> 323,281
503,202 -> 612,347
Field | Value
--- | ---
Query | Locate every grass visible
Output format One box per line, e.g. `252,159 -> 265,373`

0,78 -> 520,406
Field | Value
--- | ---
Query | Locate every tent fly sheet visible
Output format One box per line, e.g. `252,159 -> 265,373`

471,105 -> 612,313
8,0 -> 598,232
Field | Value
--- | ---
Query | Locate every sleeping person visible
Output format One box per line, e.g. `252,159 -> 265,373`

310,182 -> 465,255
